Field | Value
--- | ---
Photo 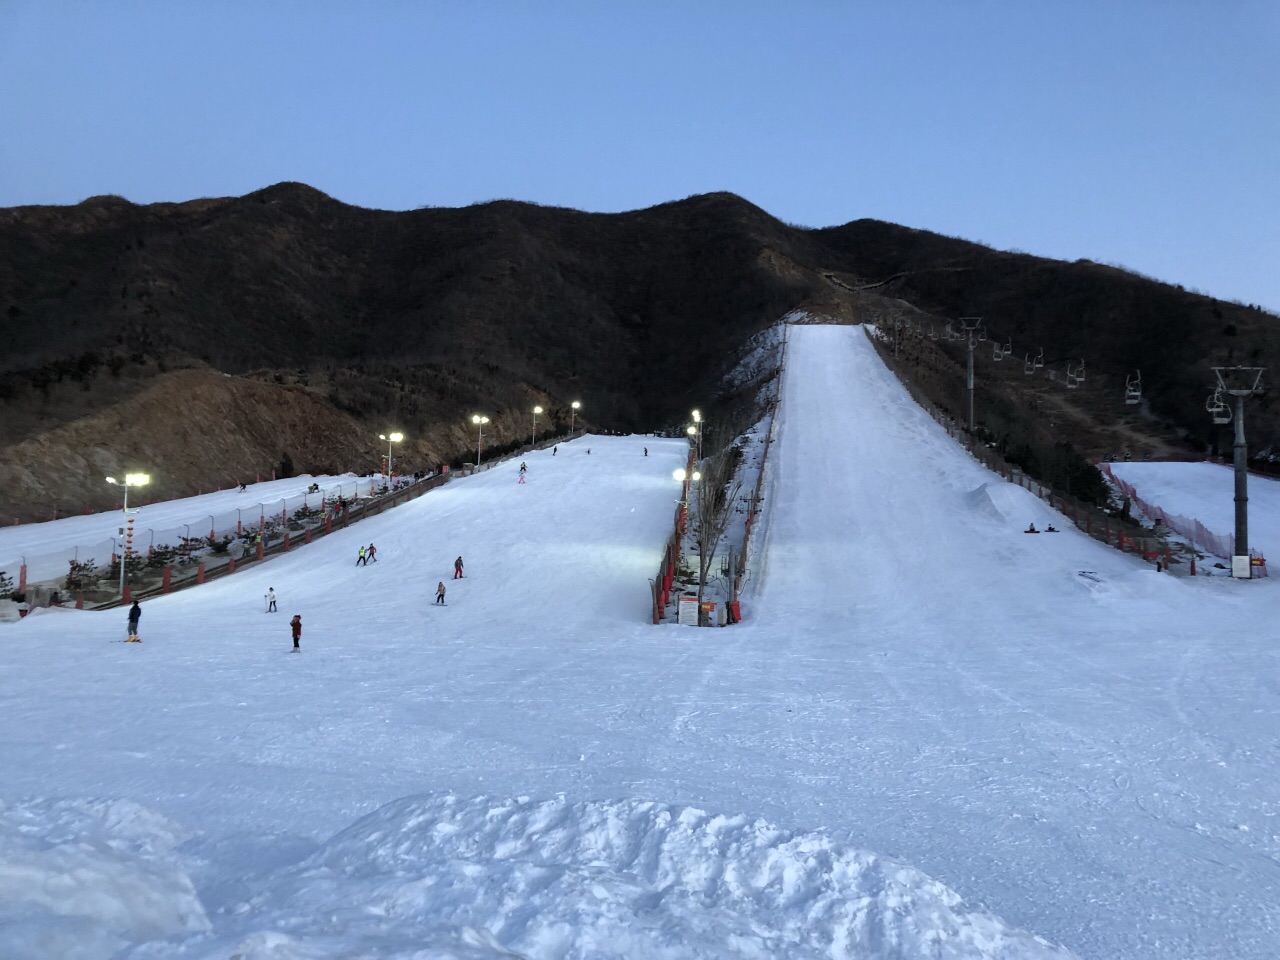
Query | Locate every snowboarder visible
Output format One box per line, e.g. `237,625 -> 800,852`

367,543 -> 378,563
435,581 -> 446,605
454,556 -> 464,579
1046,525 -> 1058,533
126,601 -> 142,641
1025,523 -> 1039,534
586,448 -> 591,455
239,482 -> 248,492
266,587 -> 277,613
357,545 -> 367,566
290,614 -> 302,651
552,446 -> 557,456
644,447 -> 648,456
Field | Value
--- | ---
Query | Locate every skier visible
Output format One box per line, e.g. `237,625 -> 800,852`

367,543 -> 378,563
552,446 -> 557,456
266,587 -> 277,612
239,482 -> 248,492
126,601 -> 142,641
644,447 -> 648,456
519,461 -> 527,474
454,556 -> 464,579
435,581 -> 446,605
357,545 -> 367,566
290,614 -> 302,651
586,448 -> 591,455
518,471 -> 526,484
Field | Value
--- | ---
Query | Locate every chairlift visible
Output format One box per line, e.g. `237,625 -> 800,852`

1002,339 -> 1012,357
977,327 -> 987,342
1206,387 -> 1231,424
993,342 -> 1003,361
929,325 -> 938,340
1124,370 -> 1142,405
1024,353 -> 1035,375
1075,360 -> 1086,383
1034,348 -> 1044,370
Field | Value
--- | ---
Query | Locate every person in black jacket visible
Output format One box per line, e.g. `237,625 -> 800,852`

126,601 -> 142,640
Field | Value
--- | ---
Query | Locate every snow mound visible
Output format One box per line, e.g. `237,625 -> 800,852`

150,793 -> 1076,960
0,797 -> 209,960
966,481 -> 1059,529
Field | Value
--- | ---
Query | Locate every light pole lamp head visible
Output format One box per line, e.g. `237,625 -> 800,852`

571,401 -> 581,411
533,405 -> 543,415
472,415 -> 489,426
692,409 -> 701,423
687,426 -> 697,437
109,473 -> 150,487
380,432 -> 404,443
673,468 -> 686,482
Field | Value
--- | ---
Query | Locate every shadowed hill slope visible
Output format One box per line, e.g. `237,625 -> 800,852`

1,186 -> 1277,518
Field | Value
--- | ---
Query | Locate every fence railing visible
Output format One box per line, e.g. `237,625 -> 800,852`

733,324 -> 789,606
7,474 -> 450,610
652,448 -> 696,624
1099,463 -> 1267,574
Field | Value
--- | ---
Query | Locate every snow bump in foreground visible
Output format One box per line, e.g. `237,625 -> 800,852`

0,797 -> 209,960
90,792 -> 1075,960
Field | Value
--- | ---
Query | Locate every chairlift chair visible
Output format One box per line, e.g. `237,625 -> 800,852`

1024,353 -> 1034,375
1034,349 -> 1044,370
993,342 -> 1003,361
1207,388 -> 1231,424
1124,370 -> 1142,405
1075,360 -> 1086,383
1002,340 -> 1012,357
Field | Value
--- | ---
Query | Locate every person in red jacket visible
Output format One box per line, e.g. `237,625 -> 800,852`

290,614 -> 302,651
453,556 -> 464,579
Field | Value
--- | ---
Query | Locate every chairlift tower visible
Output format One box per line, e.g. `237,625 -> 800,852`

1212,366 -> 1265,577
958,317 -> 984,431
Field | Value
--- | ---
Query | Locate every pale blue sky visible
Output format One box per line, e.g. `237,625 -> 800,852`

3,1 -> 1277,309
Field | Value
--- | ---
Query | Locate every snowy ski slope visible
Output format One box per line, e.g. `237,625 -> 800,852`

2,325 -> 1277,959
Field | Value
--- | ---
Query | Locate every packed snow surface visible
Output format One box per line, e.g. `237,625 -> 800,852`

2,325 -> 1278,958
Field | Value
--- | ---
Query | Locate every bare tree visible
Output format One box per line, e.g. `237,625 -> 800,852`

692,441 -> 742,624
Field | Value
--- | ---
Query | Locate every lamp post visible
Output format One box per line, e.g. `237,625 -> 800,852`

472,415 -> 489,467
691,409 -> 703,460
106,473 -> 150,599
379,432 -> 403,486
532,405 -> 543,446
570,400 -> 581,434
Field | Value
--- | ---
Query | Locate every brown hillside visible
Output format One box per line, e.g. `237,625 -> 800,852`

2,185 -> 1279,518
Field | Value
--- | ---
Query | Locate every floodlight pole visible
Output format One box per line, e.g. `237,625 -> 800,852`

1213,366 -> 1265,576
119,482 -> 130,599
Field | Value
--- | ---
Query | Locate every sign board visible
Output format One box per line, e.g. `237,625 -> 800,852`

677,597 -> 700,626
1232,555 -> 1252,579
